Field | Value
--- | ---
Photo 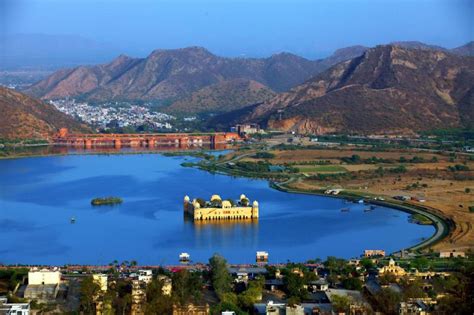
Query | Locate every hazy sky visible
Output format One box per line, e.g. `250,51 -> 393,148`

2,0 -> 473,58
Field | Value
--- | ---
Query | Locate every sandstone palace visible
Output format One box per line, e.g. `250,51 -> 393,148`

184,194 -> 259,221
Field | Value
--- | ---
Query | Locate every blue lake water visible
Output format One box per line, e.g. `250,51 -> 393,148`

0,153 -> 435,265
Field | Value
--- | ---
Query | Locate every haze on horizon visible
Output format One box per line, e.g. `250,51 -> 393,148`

0,0 -> 472,63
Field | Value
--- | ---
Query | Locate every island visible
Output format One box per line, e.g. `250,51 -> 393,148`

184,194 -> 259,221
91,197 -> 123,206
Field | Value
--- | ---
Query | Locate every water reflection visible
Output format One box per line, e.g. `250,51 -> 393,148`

1,143 -> 232,158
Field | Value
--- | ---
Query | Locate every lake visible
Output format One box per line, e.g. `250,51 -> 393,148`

0,152 -> 435,265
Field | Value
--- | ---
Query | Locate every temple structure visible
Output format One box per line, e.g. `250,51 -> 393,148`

184,194 -> 259,221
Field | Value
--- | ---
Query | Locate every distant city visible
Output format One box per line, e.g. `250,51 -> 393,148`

49,99 -> 175,130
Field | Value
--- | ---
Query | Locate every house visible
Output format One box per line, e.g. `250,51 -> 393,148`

399,301 -> 430,315
0,296 -> 30,315
265,279 -> 285,292
228,267 -> 268,280
254,301 -> 286,315
93,274 -> 108,292
131,280 -> 146,315
364,250 -> 385,258
378,259 -> 406,277
24,268 -> 62,302
138,269 -> 153,283
286,304 -> 305,315
28,268 -> 61,285
172,304 -> 210,315
307,279 -> 329,292
439,250 -> 466,258
157,275 -> 172,296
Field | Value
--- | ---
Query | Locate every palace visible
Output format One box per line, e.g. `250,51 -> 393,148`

184,194 -> 259,221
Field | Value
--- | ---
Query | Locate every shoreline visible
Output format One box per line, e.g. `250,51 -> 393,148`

270,180 -> 451,253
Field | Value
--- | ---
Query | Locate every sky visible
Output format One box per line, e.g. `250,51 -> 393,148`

1,0 -> 473,59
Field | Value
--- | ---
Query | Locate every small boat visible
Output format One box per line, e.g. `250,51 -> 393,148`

179,252 -> 190,263
357,199 -> 364,204
70,217 -> 76,224
364,207 -> 372,212
341,208 -> 350,212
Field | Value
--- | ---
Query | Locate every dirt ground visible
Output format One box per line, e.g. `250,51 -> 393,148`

262,146 -> 474,252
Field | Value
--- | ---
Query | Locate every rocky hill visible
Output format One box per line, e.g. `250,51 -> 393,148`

24,47 -> 319,102
166,79 -> 276,114
0,87 -> 91,140
451,41 -> 474,57
23,46 -> 369,105
227,45 -> 474,135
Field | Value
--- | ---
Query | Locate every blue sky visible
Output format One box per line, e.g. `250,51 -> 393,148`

2,0 -> 473,58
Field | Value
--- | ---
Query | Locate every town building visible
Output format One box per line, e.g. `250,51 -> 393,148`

0,296 -> 30,315
231,124 -> 261,136
172,304 -> 210,315
28,268 -> 61,285
364,249 -> 386,257
439,250 -> 466,258
24,268 -> 62,302
131,280 -> 146,315
378,258 -> 406,277
157,275 -> 172,296
184,194 -> 259,221
92,274 -> 108,292
137,270 -> 153,284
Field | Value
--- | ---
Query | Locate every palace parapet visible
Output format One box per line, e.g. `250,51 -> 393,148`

184,194 -> 259,221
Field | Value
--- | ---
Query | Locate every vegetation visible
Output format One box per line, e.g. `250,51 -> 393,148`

409,213 -> 433,225
252,151 -> 275,159
448,164 -> 470,171
91,197 -> 123,206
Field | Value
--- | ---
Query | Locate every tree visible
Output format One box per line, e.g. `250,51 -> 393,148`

209,254 -> 233,299
374,288 -> 402,314
331,294 -> 351,313
341,277 -> 363,291
284,272 -> 308,300
143,277 -> 173,314
80,276 -> 101,314
172,269 -> 202,305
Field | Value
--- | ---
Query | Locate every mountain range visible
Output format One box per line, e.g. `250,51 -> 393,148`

0,87 -> 91,140
218,45 -> 474,134
9,41 -> 474,136
24,47 -> 333,103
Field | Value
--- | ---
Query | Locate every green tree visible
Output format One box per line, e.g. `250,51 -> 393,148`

341,277 -> 363,291
331,294 -> 351,313
374,288 -> 402,315
172,269 -> 202,305
284,272 -> 308,300
79,276 -> 101,314
209,254 -> 232,299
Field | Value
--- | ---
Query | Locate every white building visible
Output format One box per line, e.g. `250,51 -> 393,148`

138,270 -> 153,284
28,268 -> 61,285
0,296 -> 30,315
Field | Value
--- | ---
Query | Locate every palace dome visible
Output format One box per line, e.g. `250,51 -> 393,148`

221,200 -> 232,208
253,200 -> 259,207
184,195 -> 190,202
210,194 -> 222,201
240,194 -> 247,200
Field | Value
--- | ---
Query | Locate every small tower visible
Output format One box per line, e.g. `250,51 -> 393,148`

252,200 -> 259,218
184,195 -> 190,212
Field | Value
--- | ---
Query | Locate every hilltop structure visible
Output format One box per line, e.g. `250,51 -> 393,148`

184,194 -> 259,221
